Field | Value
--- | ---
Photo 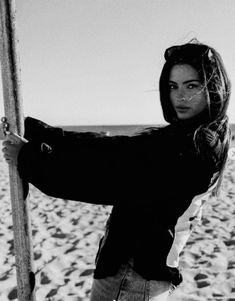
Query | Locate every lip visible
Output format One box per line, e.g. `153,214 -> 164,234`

176,106 -> 190,110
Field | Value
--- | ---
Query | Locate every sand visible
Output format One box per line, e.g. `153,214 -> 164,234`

0,141 -> 235,301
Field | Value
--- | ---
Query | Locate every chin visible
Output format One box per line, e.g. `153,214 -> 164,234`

177,113 -> 192,120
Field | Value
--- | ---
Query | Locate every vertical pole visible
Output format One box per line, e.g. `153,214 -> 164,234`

0,1 -> 36,300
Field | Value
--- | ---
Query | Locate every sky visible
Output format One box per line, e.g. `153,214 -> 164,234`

0,0 -> 235,125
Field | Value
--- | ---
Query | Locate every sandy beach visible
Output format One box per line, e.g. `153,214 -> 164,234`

0,141 -> 235,301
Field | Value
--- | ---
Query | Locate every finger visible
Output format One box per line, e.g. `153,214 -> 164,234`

3,153 -> 11,160
2,140 -> 13,147
5,158 -> 11,164
2,147 -> 8,154
2,143 -> 17,154
6,132 -> 28,144
3,148 -> 13,155
5,133 -> 21,144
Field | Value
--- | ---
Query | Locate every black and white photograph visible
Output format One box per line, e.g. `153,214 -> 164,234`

0,1 -> 235,300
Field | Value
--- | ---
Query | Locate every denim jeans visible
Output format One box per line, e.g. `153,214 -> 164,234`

90,259 -> 171,301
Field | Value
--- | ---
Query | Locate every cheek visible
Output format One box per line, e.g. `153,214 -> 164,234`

169,91 -> 177,104
194,94 -> 208,112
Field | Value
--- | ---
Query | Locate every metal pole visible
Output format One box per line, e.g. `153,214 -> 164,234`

0,1 -> 36,300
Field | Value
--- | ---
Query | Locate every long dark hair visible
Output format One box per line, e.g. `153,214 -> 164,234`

159,40 -> 231,190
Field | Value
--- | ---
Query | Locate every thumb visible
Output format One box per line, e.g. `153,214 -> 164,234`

6,132 -> 28,144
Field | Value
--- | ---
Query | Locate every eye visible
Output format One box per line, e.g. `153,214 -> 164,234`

187,84 -> 197,89
168,83 -> 177,90
187,83 -> 201,89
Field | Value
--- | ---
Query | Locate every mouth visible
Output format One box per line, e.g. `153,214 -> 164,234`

176,106 -> 190,112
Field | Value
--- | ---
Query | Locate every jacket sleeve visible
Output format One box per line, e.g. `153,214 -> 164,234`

17,117 -> 145,205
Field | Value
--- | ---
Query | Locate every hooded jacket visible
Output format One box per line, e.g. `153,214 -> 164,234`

17,116 -> 218,286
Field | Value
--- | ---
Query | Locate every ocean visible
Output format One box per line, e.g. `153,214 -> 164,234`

0,124 -> 160,140
59,124 -> 159,136
1,123 -> 234,139
61,123 -> 235,139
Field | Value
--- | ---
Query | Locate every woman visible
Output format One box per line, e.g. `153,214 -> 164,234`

1,40 -> 231,300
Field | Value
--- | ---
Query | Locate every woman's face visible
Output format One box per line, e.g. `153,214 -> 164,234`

169,64 -> 208,120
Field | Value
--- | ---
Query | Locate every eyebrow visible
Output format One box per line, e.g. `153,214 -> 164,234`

168,79 -> 201,84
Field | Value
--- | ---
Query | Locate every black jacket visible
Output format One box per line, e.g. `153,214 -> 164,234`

17,117 -> 217,285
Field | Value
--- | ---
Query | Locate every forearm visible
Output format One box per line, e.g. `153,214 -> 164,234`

23,116 -> 134,152
19,117 -> 160,206
17,141 -> 120,205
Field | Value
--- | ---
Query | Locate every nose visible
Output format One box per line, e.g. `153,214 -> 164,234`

177,88 -> 187,102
